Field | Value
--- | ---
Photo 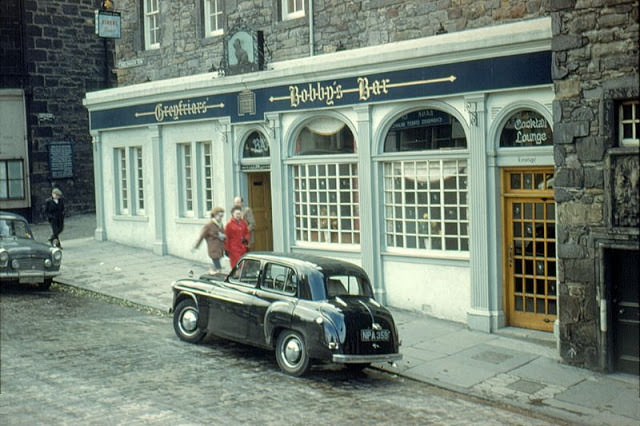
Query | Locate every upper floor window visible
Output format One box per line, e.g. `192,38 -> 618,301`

204,0 -> 223,37
0,159 -> 25,200
384,109 -> 466,152
282,0 -> 304,21
144,0 -> 160,50
619,100 -> 639,147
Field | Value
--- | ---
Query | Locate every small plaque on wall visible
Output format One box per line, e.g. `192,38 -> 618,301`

48,141 -> 74,179
224,30 -> 264,76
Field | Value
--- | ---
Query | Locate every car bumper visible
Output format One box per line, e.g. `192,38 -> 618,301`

0,270 -> 59,283
332,353 -> 403,364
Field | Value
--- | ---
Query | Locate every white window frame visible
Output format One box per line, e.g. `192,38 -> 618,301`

114,147 -> 145,216
197,141 -> 214,216
382,157 -> 469,256
203,0 -> 223,37
144,0 -> 160,50
282,0 -> 305,21
114,148 -> 129,215
178,141 -> 214,218
0,159 -> 25,200
619,100 -> 639,147
291,159 -> 360,246
132,147 -> 145,214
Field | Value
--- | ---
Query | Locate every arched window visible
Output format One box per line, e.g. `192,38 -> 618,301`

382,109 -> 469,253
499,110 -> 552,147
290,117 -> 359,246
242,131 -> 270,158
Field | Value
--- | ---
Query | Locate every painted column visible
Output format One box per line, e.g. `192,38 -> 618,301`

150,125 -> 166,255
91,132 -> 106,241
354,105 -> 383,301
265,113 -> 286,252
465,94 -> 494,332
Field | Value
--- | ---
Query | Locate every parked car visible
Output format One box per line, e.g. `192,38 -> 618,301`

171,252 -> 402,376
0,211 -> 62,290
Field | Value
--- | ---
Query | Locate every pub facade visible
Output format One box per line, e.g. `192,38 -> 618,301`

85,18 -> 556,332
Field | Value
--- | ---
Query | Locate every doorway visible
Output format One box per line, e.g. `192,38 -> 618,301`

503,167 -> 557,331
247,172 -> 272,251
606,248 -> 640,375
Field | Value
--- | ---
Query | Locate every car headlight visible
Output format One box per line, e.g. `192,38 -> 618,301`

44,259 -> 52,267
0,250 -> 8,267
51,249 -> 62,264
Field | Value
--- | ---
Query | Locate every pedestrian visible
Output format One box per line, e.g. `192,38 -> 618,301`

193,207 -> 226,274
233,195 -> 256,249
44,187 -> 65,248
224,205 -> 250,269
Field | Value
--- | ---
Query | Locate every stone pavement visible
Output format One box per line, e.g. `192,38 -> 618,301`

30,214 -> 640,425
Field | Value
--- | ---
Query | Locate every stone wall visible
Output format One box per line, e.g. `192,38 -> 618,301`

551,0 -> 639,370
114,0 -> 551,86
10,0 -> 116,219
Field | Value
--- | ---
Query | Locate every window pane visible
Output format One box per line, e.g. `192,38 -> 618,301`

295,118 -> 355,155
384,109 -> 467,152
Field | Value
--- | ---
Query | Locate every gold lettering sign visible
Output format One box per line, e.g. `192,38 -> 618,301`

134,100 -> 225,122
269,75 -> 456,108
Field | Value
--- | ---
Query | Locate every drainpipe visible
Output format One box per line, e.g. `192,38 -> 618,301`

308,0 -> 314,56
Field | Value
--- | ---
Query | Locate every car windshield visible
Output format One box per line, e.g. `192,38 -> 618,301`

0,219 -> 32,240
325,274 -> 373,298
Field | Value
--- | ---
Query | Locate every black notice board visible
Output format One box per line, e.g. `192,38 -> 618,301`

48,141 -> 74,179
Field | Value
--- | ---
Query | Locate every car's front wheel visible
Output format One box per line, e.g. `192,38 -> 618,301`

173,299 -> 206,343
275,330 -> 311,376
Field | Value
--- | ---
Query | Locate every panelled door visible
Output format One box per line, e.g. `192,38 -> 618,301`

247,172 -> 273,251
503,168 -> 557,331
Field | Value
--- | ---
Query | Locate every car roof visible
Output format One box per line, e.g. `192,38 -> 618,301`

244,252 -> 368,277
0,211 -> 27,221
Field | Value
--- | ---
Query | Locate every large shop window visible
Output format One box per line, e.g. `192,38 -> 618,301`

292,118 -> 359,245
114,147 -> 145,216
178,141 -> 214,218
383,109 -> 469,254
0,159 -> 25,200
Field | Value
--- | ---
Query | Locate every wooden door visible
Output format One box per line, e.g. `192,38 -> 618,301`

503,168 -> 557,331
248,172 -> 272,251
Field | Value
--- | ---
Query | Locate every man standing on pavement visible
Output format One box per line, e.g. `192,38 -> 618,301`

44,187 -> 65,248
233,195 -> 256,249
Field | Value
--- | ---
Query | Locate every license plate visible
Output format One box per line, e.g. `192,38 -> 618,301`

360,328 -> 390,342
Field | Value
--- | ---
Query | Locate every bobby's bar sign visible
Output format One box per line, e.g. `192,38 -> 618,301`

89,51 -> 552,130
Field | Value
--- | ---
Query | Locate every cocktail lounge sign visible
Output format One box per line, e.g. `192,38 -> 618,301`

499,110 -> 552,147
88,51 -> 552,131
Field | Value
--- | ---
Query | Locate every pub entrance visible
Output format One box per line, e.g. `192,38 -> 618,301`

247,171 -> 273,252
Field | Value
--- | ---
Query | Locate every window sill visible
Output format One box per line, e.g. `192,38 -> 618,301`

113,215 -> 149,223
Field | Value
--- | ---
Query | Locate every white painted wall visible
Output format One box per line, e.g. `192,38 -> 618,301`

383,258 -> 470,322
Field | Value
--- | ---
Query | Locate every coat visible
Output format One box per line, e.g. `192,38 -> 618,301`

224,218 -> 250,268
194,219 -> 225,260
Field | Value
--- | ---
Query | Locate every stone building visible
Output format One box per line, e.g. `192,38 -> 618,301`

551,1 -> 639,373
0,0 -> 115,220
83,0 -> 638,374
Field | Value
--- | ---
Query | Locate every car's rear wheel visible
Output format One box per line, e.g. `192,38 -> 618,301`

39,279 -> 52,291
275,330 -> 311,376
173,299 -> 206,343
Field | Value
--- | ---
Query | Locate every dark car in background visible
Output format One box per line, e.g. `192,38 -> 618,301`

0,211 -> 62,290
172,252 -> 402,376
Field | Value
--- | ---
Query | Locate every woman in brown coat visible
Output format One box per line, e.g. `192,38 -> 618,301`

193,206 -> 226,274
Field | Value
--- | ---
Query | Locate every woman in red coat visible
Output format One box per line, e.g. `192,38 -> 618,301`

224,205 -> 250,268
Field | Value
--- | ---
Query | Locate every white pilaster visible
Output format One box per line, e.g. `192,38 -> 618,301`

91,132 -> 106,241
150,125 -> 166,255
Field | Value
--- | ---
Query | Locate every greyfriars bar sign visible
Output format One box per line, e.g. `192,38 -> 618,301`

88,51 -> 552,131
499,110 -> 552,147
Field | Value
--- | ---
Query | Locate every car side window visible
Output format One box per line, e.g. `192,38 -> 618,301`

262,263 -> 297,296
231,259 -> 261,286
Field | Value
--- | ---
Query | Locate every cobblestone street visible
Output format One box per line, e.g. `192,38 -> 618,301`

0,285 -> 558,425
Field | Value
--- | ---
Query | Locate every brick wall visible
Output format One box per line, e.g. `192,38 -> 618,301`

114,0 -> 551,86
552,0 -> 639,370
21,0 -> 116,219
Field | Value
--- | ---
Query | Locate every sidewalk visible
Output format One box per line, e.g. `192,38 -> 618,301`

36,215 -> 639,425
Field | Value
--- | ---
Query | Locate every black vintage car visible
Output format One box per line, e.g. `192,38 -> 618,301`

171,252 -> 402,376
0,211 -> 62,290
